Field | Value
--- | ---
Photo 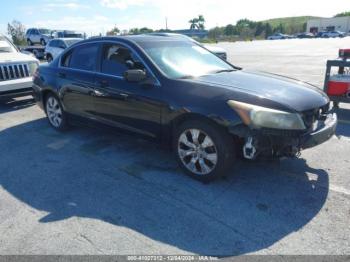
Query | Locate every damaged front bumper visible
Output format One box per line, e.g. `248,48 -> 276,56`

300,113 -> 337,149
229,113 -> 337,159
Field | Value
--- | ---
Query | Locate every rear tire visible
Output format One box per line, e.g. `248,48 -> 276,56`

173,119 -> 235,182
40,39 -> 46,46
45,94 -> 68,131
27,39 -> 33,46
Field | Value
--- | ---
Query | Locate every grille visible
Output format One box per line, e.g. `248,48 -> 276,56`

0,64 -> 30,81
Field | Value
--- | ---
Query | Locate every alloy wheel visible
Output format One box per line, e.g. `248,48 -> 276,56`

46,96 -> 62,128
177,129 -> 218,175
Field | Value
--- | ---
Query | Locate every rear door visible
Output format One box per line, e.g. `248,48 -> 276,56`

58,43 -> 100,119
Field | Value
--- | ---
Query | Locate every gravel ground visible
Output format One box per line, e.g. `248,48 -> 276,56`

0,38 -> 349,256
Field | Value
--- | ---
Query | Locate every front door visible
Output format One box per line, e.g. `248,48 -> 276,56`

93,43 -> 162,138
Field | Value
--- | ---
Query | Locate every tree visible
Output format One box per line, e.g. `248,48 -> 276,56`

302,22 -> 307,32
106,26 -> 120,36
224,24 -> 235,36
129,27 -> 153,35
208,26 -> 224,39
254,22 -> 265,37
273,23 -> 285,34
139,27 -> 153,34
198,15 -> 205,30
265,23 -> 273,38
129,28 -> 140,35
334,11 -> 350,17
189,18 -> 199,30
189,15 -> 205,30
7,20 -> 26,46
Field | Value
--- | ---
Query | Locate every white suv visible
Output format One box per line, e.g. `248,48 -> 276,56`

0,35 -> 39,99
45,38 -> 82,62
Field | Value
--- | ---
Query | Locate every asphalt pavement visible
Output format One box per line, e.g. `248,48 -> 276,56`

0,38 -> 349,256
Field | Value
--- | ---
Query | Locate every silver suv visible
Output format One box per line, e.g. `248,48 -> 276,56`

26,28 -> 52,46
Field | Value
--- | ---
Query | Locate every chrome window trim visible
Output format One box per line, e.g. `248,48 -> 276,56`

58,40 -> 161,87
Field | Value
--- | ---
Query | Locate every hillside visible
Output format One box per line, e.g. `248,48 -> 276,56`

261,16 -> 323,27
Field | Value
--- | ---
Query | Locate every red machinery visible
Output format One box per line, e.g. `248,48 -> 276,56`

324,49 -> 350,108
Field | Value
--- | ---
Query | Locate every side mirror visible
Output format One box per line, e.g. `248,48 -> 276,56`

124,69 -> 147,82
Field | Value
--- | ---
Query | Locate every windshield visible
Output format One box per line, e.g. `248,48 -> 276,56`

139,41 -> 234,79
0,36 -> 16,53
64,39 -> 82,47
39,29 -> 50,34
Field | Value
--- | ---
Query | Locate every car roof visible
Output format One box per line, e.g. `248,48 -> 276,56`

59,38 -> 83,41
83,35 -> 191,46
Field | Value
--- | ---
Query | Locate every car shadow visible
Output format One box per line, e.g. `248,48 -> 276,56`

0,118 -> 329,256
0,96 -> 36,114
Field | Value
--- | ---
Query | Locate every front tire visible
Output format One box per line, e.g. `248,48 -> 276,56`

173,120 -> 235,182
27,39 -> 33,46
40,39 -> 46,46
45,94 -> 68,131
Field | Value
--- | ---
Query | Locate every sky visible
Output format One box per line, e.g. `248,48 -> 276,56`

1,0 -> 350,36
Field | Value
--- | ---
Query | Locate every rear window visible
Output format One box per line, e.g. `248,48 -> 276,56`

62,43 -> 99,71
49,40 -> 57,48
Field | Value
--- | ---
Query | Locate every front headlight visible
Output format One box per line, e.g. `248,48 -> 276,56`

227,100 -> 306,130
28,61 -> 39,76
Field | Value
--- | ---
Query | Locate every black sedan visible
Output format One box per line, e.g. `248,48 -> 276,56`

32,35 -> 337,182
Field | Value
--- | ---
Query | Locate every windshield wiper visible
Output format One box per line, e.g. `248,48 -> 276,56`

213,69 -> 236,74
178,75 -> 196,79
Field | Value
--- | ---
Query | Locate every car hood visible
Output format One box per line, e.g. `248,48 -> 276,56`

192,70 -> 329,112
204,45 -> 226,54
0,51 -> 38,63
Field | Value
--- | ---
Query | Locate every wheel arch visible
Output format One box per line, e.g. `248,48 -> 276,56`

41,89 -> 60,112
166,111 -> 241,150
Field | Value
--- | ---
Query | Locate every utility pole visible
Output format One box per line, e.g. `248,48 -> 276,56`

165,17 -> 168,30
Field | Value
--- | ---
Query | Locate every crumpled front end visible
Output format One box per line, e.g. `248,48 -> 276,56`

229,103 -> 337,159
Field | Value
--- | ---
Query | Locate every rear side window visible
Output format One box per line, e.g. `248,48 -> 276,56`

65,43 -> 99,71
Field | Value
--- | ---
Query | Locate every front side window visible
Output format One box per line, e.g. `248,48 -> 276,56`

139,41 -> 233,79
101,44 -> 144,77
68,43 -> 99,71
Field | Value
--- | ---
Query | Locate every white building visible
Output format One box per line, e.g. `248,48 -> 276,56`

307,16 -> 350,33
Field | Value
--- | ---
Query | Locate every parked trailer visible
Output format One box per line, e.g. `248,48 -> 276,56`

324,49 -> 350,108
